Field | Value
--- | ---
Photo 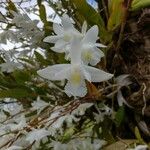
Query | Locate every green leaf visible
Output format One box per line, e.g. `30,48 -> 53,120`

35,51 -> 49,66
39,4 -> 47,23
7,0 -> 18,13
0,88 -> 35,99
72,0 -> 110,42
100,118 -> 115,144
134,127 -> 145,144
73,0 -> 105,26
131,0 -> 150,11
115,106 -> 125,127
61,127 -> 75,142
13,70 -> 31,83
37,0 -> 42,6
107,0 -> 125,31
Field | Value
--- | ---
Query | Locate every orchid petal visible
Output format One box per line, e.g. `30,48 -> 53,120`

83,25 -> 98,43
61,14 -> 74,30
95,43 -> 107,48
37,64 -> 70,81
117,90 -> 132,107
82,67 -> 91,82
85,66 -> 113,82
51,40 -> 67,53
43,35 -> 62,43
81,48 -> 104,66
53,23 -> 63,35
70,38 -> 82,64
65,79 -> 87,97
95,47 -> 105,57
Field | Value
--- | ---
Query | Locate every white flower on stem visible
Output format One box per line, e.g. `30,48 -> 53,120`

26,128 -> 50,144
43,14 -> 82,53
116,74 -> 133,107
31,97 -> 49,114
43,14 -> 105,66
81,25 -> 106,66
66,25 -> 106,65
3,99 -> 23,115
72,103 -> 93,116
37,38 -> 113,97
9,115 -> 27,131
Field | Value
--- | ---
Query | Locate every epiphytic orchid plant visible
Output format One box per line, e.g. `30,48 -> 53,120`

37,14 -> 113,97
0,0 -> 149,149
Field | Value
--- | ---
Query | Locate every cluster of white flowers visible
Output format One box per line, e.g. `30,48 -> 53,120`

0,49 -> 23,73
11,12 -> 44,47
0,11 -> 45,73
0,11 -> 44,48
51,138 -> 106,150
0,97 -> 99,149
38,14 -> 113,97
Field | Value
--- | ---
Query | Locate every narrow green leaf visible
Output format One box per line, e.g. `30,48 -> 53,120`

0,88 -> 34,99
115,106 -> 125,127
35,51 -> 48,66
131,0 -> 150,11
61,127 -> 75,142
7,0 -> 18,12
107,0 -> 125,31
100,118 -> 115,144
72,0 -> 110,42
135,127 -> 146,144
39,4 -> 47,23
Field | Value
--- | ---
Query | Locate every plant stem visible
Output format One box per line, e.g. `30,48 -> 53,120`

116,0 -> 133,52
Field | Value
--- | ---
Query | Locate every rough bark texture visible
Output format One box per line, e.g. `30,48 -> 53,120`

107,8 -> 150,137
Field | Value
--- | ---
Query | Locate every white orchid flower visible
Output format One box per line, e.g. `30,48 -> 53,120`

64,25 -> 106,65
37,38 -> 113,97
81,25 -> 106,66
43,14 -> 82,53
26,128 -> 50,144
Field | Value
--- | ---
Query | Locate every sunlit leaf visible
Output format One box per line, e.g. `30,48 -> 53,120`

135,127 -> 146,144
107,0 -> 125,31
131,0 -> 150,11
61,127 -> 75,142
72,0 -> 110,42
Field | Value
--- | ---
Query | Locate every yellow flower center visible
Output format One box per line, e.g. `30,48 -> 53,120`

83,51 -> 92,61
63,34 -> 71,42
70,70 -> 81,86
